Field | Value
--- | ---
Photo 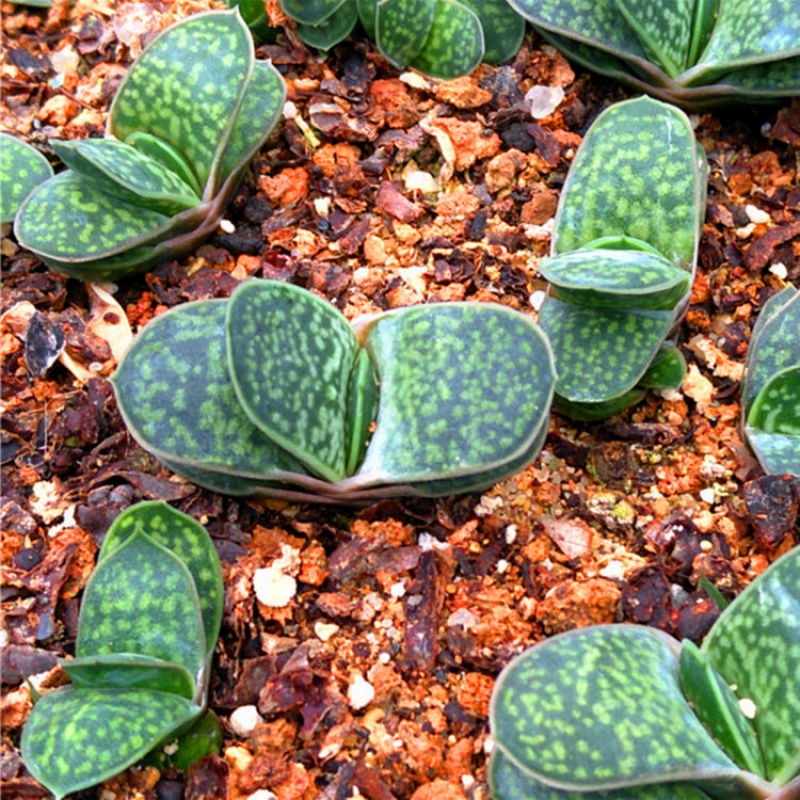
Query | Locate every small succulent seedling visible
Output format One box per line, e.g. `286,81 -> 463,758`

536,96 -> 706,421
0,135 -> 53,224
507,0 -> 800,108
21,502 -> 223,798
112,279 -> 556,502
489,545 -> 800,799
14,10 -> 285,281
741,285 -> 800,476
276,0 -> 525,79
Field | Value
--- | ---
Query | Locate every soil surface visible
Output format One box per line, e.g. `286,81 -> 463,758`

2,2 -> 799,799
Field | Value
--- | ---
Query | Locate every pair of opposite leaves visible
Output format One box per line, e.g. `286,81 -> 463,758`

14,10 -> 285,281
21,502 -> 224,800
113,280 -> 557,502
490,545 -> 800,799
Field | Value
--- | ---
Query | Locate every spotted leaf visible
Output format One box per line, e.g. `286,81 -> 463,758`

460,0 -> 525,64
0,134 -> 53,223
375,0 -> 437,68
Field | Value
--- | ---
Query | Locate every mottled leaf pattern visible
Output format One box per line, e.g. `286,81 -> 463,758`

297,1 -> 358,49
21,687 -> 200,800
702,547 -> 800,782
410,0 -> 484,79
0,134 -> 53,223
376,0 -> 437,68
279,0 -> 345,24
460,0 -> 525,64
638,345 -> 686,389
490,626 -> 739,791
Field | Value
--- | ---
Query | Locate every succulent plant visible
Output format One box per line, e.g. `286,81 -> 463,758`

13,10 -> 286,281
741,285 -> 800,476
21,502 -> 224,799
506,0 -> 800,108
0,134 -> 53,224
112,279 -> 555,503
536,96 -> 706,421
489,545 -> 800,799
276,0 -> 526,79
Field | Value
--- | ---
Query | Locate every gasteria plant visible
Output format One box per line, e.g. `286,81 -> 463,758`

112,279 -> 556,502
277,0 -> 526,79
21,502 -> 224,799
741,285 -> 800,476
506,0 -> 800,108
0,135 -> 53,224
536,96 -> 706,421
14,10 -> 285,281
489,545 -> 800,799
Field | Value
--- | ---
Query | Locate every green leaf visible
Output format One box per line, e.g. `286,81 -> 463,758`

490,625 -> 740,792
124,131 -> 202,196
614,0 -> 695,76
375,0 -> 437,68
539,248 -> 690,311
21,686 -> 200,800
297,0 -> 358,49
638,345 -> 686,390
748,366 -> 800,436
355,301 -> 555,485
552,389 -> 646,422
279,0 -> 347,25
745,430 -> 800,477
108,9 -> 253,193
702,56 -> 800,98
460,0 -> 525,64
61,654 -> 196,700
410,0 -> 484,79
539,295 -> 674,403
0,134 -> 53,223
553,96 -> 705,270
143,709 -> 224,771
679,641 -> 765,776
356,0 -> 379,37
345,347 -> 380,476
489,748 -> 714,800
227,0 -> 278,41
75,527 -> 206,681
702,546 -> 800,783
50,138 -> 200,215
111,299 -> 310,482
99,501 -> 224,654
226,280 -> 357,482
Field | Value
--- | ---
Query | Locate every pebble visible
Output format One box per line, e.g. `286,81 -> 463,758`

526,85 -> 565,119
347,673 -> 375,710
253,566 -> 297,608
229,705 -> 263,738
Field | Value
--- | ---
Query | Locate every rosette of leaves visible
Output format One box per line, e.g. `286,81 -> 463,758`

741,285 -> 800,476
21,501 -> 224,799
277,0 -> 525,79
112,279 -> 555,502
0,134 -> 53,224
506,0 -> 800,108
13,10 -> 286,281
536,96 -> 706,421
489,545 -> 800,799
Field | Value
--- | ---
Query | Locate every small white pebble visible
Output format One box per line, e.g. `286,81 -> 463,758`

253,566 -> 297,608
378,652 -> 391,664
739,697 -> 757,719
529,289 -> 547,311
348,673 -> 375,710
505,524 -> 518,545
497,559 -> 509,574
525,84 -> 565,119
282,100 -> 298,119
246,791 -> 278,800
229,705 -> 263,738
447,608 -> 478,628
314,621 -> 339,642
461,775 -> 476,789
735,222 -> 756,239
218,219 -> 235,234
389,581 -> 406,599
599,560 -> 625,580
699,487 -> 716,504
403,170 -> 438,193
745,204 -> 770,224
769,262 -> 788,279
313,196 -> 331,218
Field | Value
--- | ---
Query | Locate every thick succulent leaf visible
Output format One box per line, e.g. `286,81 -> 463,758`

99,501 -> 223,652
227,0 -> 277,41
50,138 -> 200,215
297,1 -> 358,49
61,654 -> 196,700
553,96 -> 705,270
679,641 -> 764,776
0,134 -> 53,223
460,0 -> 525,64
687,0 -> 719,66
375,0 -> 437,68
143,709 -> 223,772
21,686 -> 200,800
108,10 -> 252,193
700,56 -> 800,97
226,280 -> 357,482
702,546 -> 800,783
279,0 -> 346,25
356,0 -> 379,37
614,0 -> 694,77
742,287 -> 800,413
111,299 -> 309,481
540,296 -> 674,403
539,249 -> 690,310
76,528 -> 205,680
552,389 -> 646,422
355,301 -> 555,484
14,170 -> 175,263
489,749 -> 714,800
345,347 -> 380,476
695,0 -> 800,70
490,625 -> 740,792
745,429 -> 800,477
748,366 -> 800,436
638,345 -> 686,389
124,131 -> 202,196
410,0 -> 484,79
